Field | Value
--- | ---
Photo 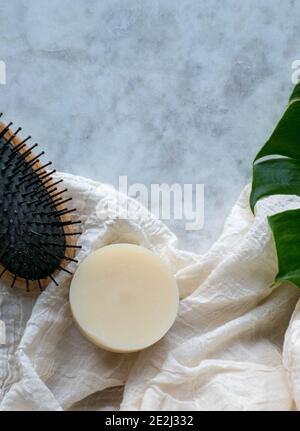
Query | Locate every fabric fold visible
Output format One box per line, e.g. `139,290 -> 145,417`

0,172 -> 299,410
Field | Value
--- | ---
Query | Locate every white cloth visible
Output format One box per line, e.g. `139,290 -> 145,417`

0,171 -> 300,411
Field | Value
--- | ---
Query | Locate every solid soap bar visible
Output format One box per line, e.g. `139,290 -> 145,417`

69,244 -> 179,353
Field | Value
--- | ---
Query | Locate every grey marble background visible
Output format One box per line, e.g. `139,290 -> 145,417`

0,0 -> 298,253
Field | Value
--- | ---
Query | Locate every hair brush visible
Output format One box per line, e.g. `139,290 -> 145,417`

0,115 -> 81,291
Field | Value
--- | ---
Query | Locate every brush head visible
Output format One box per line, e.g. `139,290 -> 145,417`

0,118 -> 81,291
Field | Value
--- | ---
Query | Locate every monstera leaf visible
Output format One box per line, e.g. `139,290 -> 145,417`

250,82 -> 300,288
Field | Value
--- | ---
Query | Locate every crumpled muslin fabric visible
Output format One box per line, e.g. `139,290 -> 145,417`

0,171 -> 300,411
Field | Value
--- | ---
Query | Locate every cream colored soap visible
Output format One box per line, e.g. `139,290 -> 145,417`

69,244 -> 179,353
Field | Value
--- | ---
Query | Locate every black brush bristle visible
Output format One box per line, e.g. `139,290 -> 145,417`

0,120 -> 81,290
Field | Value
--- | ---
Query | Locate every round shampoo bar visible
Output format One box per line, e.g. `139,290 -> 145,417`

69,244 -> 179,353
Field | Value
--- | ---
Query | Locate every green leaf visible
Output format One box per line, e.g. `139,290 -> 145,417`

250,158 -> 300,212
268,209 -> 300,287
250,82 -> 300,289
289,83 -> 300,102
254,101 -> 300,161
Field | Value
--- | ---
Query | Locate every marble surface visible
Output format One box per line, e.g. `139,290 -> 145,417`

0,0 -> 299,253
